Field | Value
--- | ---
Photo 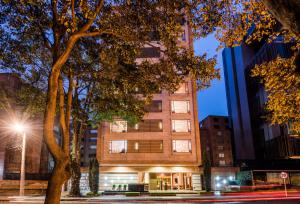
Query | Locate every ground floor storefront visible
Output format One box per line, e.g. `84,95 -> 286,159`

79,165 -> 202,193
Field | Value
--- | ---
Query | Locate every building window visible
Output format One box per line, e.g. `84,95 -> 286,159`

213,124 -> 220,129
127,140 -> 163,153
174,82 -> 188,94
128,120 -> 163,132
89,137 -> 97,142
144,100 -> 162,112
181,30 -> 186,41
172,140 -> 192,153
89,153 -> 96,158
111,120 -> 127,133
109,140 -> 127,153
90,145 -> 97,150
219,153 -> 225,158
172,120 -> 191,132
90,129 -> 98,134
217,145 -> 224,150
171,101 -> 190,113
219,160 -> 226,166
134,142 -> 139,150
138,47 -> 160,58
213,117 -> 219,122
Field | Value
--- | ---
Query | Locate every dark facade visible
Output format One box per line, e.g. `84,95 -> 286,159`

0,73 -> 50,180
223,39 -> 300,163
200,116 -> 233,167
80,127 -> 98,167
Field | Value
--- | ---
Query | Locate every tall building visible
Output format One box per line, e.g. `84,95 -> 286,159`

223,39 -> 300,184
91,23 -> 202,192
80,127 -> 98,167
200,115 -> 238,190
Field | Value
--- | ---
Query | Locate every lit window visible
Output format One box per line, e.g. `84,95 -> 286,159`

217,131 -> 222,136
111,121 -> 127,133
90,145 -> 97,150
134,142 -> 139,150
158,121 -> 163,130
134,124 -> 139,130
90,129 -> 98,134
172,120 -> 191,132
219,160 -> 226,166
171,101 -> 190,113
109,140 -> 127,153
219,153 -> 224,158
172,140 -> 192,153
174,83 -> 188,94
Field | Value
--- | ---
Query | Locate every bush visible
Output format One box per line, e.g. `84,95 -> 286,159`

86,192 -> 101,197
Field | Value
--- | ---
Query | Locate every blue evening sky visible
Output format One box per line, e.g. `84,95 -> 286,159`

194,34 -> 228,121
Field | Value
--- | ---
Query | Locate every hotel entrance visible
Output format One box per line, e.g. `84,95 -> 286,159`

149,172 -> 193,190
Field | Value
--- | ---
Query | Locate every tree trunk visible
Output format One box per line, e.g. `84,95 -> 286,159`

262,0 -> 300,37
69,159 -> 81,197
45,159 -> 70,204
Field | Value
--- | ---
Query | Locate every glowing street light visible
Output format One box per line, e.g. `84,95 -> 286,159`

10,122 -> 28,197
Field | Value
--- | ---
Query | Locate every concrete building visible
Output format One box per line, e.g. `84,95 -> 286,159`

91,22 -> 202,192
200,115 -> 238,190
222,38 -> 300,186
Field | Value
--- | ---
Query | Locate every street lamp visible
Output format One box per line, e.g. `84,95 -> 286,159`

10,122 -> 27,197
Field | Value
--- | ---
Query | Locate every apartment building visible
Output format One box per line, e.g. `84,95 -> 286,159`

200,116 -> 238,190
0,73 -> 50,180
94,23 -> 202,191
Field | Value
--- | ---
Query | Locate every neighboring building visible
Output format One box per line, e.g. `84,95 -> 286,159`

80,127 -> 98,167
200,115 -> 238,190
0,73 -> 50,180
223,39 -> 300,186
92,22 -> 202,192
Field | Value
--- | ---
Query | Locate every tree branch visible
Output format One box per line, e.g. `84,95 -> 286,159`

262,0 -> 300,37
78,0 -> 105,33
58,76 -> 69,154
71,0 -> 76,32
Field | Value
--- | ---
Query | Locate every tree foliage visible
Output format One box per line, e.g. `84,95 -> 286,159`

0,1 -> 219,203
252,56 -> 300,132
195,0 -> 300,132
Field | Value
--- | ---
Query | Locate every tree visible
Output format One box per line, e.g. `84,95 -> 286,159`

202,149 -> 211,192
194,0 -> 300,133
88,158 -> 99,195
0,1 -> 219,203
251,56 -> 300,133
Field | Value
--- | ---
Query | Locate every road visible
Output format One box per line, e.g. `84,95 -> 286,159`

1,200 -> 300,204
1,191 -> 300,204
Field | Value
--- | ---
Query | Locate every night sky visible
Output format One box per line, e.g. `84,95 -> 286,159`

194,34 -> 228,121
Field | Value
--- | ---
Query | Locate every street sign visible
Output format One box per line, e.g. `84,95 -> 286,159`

280,172 -> 288,197
280,172 -> 288,179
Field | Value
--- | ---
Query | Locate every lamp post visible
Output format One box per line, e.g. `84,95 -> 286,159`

11,123 -> 27,197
